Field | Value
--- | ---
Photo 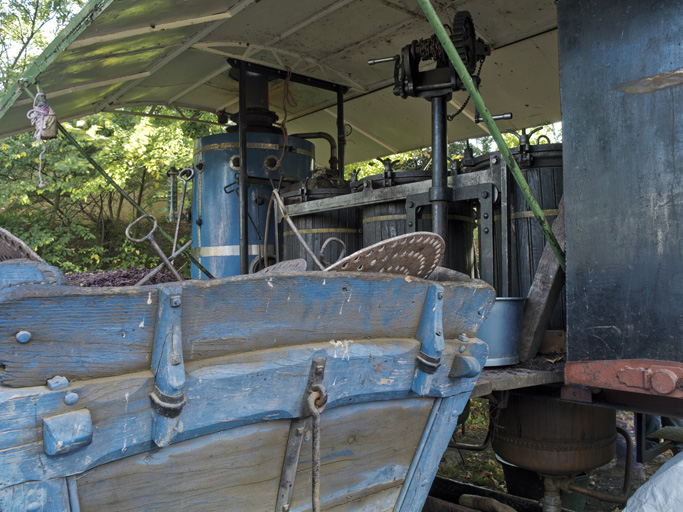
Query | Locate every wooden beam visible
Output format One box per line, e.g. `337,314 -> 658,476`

518,197 -> 565,362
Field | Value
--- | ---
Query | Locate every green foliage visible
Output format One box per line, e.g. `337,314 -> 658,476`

0,112 -> 197,271
0,0 -> 86,91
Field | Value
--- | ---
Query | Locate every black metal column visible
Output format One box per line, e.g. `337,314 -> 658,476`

430,95 -> 449,259
238,60 -> 249,275
337,87 -> 346,179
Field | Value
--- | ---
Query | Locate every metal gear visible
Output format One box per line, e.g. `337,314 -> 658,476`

449,11 -> 478,74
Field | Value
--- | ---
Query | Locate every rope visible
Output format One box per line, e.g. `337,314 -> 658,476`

26,93 -> 51,188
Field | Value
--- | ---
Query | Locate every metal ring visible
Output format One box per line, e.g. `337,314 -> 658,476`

309,383 -> 328,413
125,214 -> 157,243
179,167 -> 194,182
264,154 -> 281,172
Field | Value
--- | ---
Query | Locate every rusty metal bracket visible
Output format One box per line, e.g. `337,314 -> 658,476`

275,357 -> 327,512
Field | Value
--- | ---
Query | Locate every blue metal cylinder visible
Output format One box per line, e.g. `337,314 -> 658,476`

191,132 -> 315,278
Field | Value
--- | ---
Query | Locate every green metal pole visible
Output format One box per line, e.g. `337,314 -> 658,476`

417,0 -> 566,272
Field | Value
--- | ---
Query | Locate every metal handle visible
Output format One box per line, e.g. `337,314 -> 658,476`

224,182 -> 239,195
125,214 -> 157,243
319,237 -> 346,267
178,167 -> 194,182
368,56 -> 399,66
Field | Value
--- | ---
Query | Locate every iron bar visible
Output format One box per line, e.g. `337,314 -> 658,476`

238,60 -> 249,275
417,0 -> 566,271
292,132 -> 338,172
430,94 -> 449,263
337,87 -> 346,179
565,426 -> 633,504
227,58 -> 349,94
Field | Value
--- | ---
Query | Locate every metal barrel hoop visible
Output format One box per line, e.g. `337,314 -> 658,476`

125,214 -> 158,243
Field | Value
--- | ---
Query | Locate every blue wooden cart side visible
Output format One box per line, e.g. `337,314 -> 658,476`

0,262 -> 494,511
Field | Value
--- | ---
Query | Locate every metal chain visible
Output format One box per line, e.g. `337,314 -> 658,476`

307,384 -> 328,512
447,59 -> 484,122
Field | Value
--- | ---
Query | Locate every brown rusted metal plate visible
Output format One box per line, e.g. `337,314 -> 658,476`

0,228 -> 44,263
324,232 -> 444,279
565,360 -> 683,398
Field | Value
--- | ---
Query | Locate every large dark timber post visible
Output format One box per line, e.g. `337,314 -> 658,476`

559,0 -> 683,396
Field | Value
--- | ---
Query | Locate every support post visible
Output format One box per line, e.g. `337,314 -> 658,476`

430,95 -> 449,263
337,87 -> 346,179
238,60 -> 249,275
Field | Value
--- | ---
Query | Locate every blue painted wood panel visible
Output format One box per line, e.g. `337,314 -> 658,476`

73,398 -> 433,511
0,337 -> 486,488
0,273 -> 493,387
0,479 -> 70,512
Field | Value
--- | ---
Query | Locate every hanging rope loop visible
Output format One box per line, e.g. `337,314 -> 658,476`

26,93 -> 53,188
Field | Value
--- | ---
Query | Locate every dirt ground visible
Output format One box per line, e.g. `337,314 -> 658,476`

440,405 -> 672,512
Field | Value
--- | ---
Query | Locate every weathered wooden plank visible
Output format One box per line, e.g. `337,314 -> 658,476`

471,367 -> 565,398
323,486 -> 400,512
0,259 -> 66,288
396,395 -> 467,511
286,398 -> 433,512
73,399 -> 432,512
0,272 -> 493,387
0,284 -> 160,387
518,199 -> 565,362
0,478 -> 70,512
0,338 -> 485,488
441,279 -> 495,339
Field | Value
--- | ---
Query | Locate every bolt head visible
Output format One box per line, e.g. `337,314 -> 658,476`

481,191 -> 489,199
315,365 -> 324,375
460,345 -> 467,353
170,296 -> 182,308
64,392 -> 79,406
483,213 -> 489,219
408,221 -> 413,227
171,354 -> 182,365
437,292 -> 444,300
16,331 -> 31,343
483,227 -> 490,234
